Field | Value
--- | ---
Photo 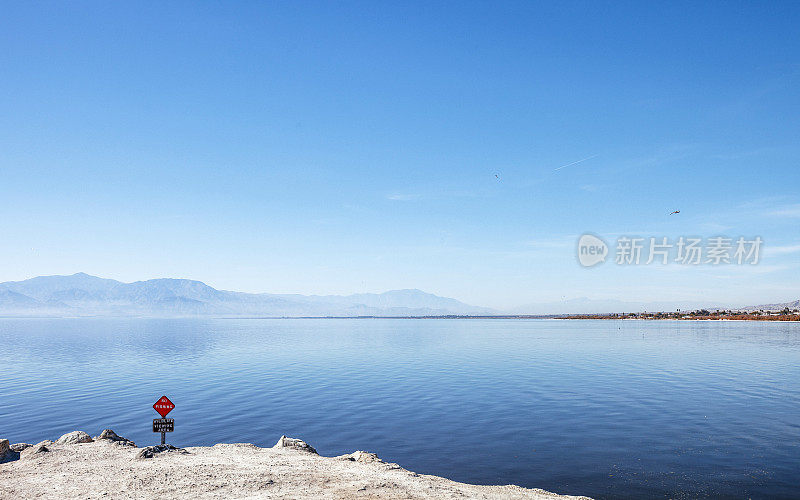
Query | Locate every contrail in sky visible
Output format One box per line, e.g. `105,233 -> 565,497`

553,154 -> 598,171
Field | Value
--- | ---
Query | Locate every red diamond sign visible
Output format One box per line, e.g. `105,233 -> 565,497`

153,395 -> 175,418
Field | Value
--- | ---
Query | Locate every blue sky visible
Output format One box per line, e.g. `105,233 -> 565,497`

2,1 -> 799,309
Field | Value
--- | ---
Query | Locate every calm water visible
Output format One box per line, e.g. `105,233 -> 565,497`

1,318 -> 799,498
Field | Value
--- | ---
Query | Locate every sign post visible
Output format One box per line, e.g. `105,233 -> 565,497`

152,395 -> 175,445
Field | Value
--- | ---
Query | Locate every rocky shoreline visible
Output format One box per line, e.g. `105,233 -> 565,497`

1,430 -> 590,499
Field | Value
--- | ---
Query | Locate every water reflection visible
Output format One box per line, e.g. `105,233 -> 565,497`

0,318 -> 799,499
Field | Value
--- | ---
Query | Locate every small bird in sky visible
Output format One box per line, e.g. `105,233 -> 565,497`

669,210 -> 680,215
494,173 -> 501,181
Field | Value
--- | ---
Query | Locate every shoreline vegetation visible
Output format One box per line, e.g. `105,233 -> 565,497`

229,308 -> 800,321
2,312 -> 800,321
1,430 -> 589,499
555,309 -> 800,321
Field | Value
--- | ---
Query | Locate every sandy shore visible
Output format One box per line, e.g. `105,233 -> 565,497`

0,432 -> 590,499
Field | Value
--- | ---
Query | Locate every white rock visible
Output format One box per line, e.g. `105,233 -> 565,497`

0,439 -> 9,456
55,431 -> 93,445
95,429 -> 135,447
272,435 -> 318,454
21,441 -> 51,458
135,444 -> 187,459
339,450 -> 384,463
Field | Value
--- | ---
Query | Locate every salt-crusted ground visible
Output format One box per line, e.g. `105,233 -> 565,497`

0,431 -> 590,499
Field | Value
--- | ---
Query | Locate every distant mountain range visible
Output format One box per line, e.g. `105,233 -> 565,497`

738,299 -> 800,312
0,273 -> 796,317
0,273 -> 494,317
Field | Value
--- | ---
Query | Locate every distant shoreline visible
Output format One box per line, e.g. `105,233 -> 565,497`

2,314 -> 799,322
553,313 -> 800,322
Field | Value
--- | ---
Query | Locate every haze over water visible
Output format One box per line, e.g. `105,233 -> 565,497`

1,318 -> 798,499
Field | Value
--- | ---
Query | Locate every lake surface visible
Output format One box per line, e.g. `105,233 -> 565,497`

1,318 -> 798,498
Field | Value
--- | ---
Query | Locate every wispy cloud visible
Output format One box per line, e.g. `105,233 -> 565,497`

523,237 -> 575,250
737,195 -> 793,210
768,204 -> 800,217
386,193 -> 421,202
708,264 -> 793,277
386,189 -> 488,202
766,244 -> 800,255
553,154 -> 598,171
697,222 -> 734,233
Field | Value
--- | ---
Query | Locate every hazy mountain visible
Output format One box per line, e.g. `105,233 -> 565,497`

0,290 -> 46,308
0,273 -> 493,317
4,273 -> 785,317
738,299 -> 800,312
